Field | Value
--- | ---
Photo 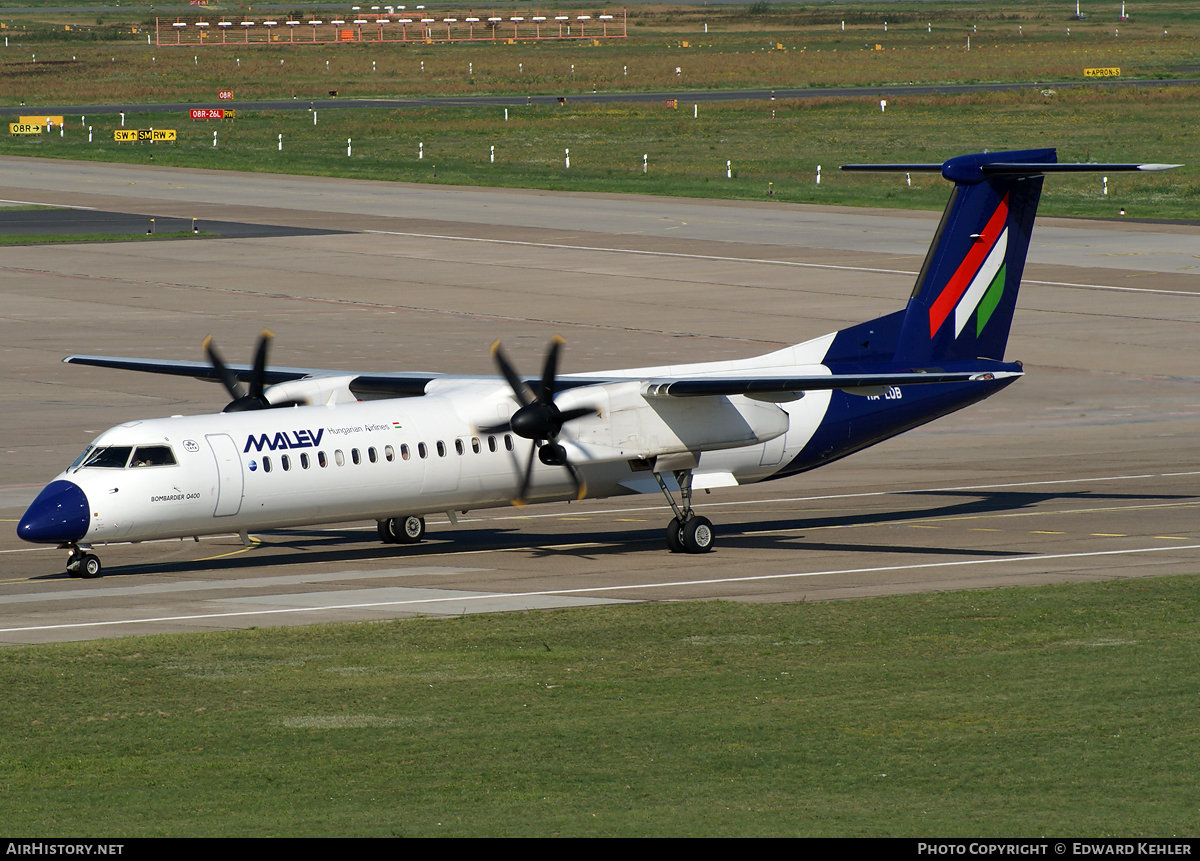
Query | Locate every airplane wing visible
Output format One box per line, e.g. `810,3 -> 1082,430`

65,355 -> 1018,400
63,355 -> 440,397
640,369 -> 1018,398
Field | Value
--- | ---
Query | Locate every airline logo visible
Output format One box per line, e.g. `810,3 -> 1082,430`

928,193 -> 1010,339
244,428 -> 325,453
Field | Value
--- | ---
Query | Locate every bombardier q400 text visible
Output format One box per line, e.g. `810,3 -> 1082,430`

18,149 -> 1179,577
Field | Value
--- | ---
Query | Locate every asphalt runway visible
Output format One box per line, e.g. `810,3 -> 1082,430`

1,156 -> 1198,645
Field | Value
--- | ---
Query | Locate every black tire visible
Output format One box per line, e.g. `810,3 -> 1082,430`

682,516 -> 714,554
81,554 -> 103,579
377,519 -> 397,544
665,517 -> 686,553
394,515 -> 426,544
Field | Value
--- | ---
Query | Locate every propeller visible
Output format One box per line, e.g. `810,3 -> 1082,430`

481,336 -> 596,505
203,330 -> 306,412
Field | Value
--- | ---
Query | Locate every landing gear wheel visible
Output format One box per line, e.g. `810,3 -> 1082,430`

681,516 -> 714,554
377,519 -> 398,544
392,515 -> 425,545
80,553 -> 102,579
665,517 -> 686,553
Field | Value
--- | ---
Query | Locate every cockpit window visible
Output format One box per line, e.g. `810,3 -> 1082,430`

130,446 -> 177,468
80,446 -> 133,469
68,446 -> 95,472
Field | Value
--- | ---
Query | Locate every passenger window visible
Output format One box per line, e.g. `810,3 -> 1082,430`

335,450 -> 345,467
301,453 -> 310,469
437,441 -> 446,457
472,437 -> 481,454
263,456 -> 272,473
504,434 -> 514,452
367,447 -> 376,464
400,444 -> 410,460
319,451 -> 328,468
82,446 -> 133,469
130,445 -> 177,468
488,435 -> 497,453
385,445 -> 395,462
455,439 -> 464,456
282,454 -> 291,471
418,443 -> 427,459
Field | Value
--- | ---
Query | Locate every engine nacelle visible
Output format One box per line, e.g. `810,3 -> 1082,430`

263,375 -> 360,408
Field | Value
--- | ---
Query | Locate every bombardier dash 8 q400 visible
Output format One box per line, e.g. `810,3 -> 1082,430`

18,148 -> 1179,578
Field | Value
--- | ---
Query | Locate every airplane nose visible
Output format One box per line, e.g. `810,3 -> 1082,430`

18,480 -> 90,544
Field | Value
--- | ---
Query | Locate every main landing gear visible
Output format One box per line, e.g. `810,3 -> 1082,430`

378,515 -> 426,545
654,470 -> 714,554
64,545 -> 102,579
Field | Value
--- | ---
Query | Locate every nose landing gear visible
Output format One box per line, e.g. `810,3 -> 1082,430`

65,545 -> 102,578
654,470 -> 714,554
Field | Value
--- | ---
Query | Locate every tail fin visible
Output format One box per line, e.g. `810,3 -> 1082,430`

890,148 -> 1051,364
837,150 -> 1180,366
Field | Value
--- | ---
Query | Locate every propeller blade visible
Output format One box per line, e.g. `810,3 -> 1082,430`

563,458 -> 587,502
248,329 -> 274,401
539,335 -> 565,404
202,335 -> 244,402
513,444 -> 538,507
477,421 -> 512,435
491,340 -> 534,408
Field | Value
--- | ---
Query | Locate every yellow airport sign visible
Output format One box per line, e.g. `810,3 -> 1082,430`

114,129 -> 178,142
1084,67 -> 1121,77
9,123 -> 42,135
20,115 -> 64,126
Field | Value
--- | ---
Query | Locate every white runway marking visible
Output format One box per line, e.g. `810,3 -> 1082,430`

3,542 -> 1198,635
365,230 -> 1200,297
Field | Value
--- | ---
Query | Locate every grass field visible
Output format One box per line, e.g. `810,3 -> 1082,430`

1,2 -> 1197,218
2,2 -> 1200,104
4,575 -> 1198,836
2,85 -> 1196,219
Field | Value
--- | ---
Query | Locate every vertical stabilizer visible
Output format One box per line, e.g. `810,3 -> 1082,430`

891,149 -> 1051,364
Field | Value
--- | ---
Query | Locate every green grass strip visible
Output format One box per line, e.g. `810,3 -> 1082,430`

4,574 -> 1198,836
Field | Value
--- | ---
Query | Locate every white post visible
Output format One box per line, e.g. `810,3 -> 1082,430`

421,61 -> 424,72
419,142 -> 423,159
565,148 -> 570,168
88,126 -> 92,143
694,104 -> 698,118
278,133 -> 282,152
505,108 -> 508,122
841,21 -> 844,31
213,130 -> 217,147
928,23 -> 931,33
490,145 -> 495,163
643,153 -> 647,173
120,112 -> 125,127
884,22 -> 887,32
705,23 -> 708,34
237,58 -> 240,68
906,172 -> 911,187
727,160 -> 732,179
82,115 -> 85,126
469,62 -> 472,75
816,165 -> 821,184
623,65 -> 627,76
373,61 -> 377,72
1103,176 -> 1108,195
347,138 -> 352,157
880,99 -> 887,112
967,35 -> 970,51
60,123 -> 63,138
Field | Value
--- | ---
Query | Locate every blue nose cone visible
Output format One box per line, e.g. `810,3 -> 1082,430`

18,480 -> 90,544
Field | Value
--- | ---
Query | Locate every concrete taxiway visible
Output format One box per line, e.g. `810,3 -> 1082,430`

1,156 -> 1198,644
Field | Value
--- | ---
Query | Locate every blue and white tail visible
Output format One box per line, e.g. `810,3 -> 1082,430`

835,148 -> 1177,367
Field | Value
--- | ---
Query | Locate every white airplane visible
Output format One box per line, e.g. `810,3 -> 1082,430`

18,148 -> 1178,577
